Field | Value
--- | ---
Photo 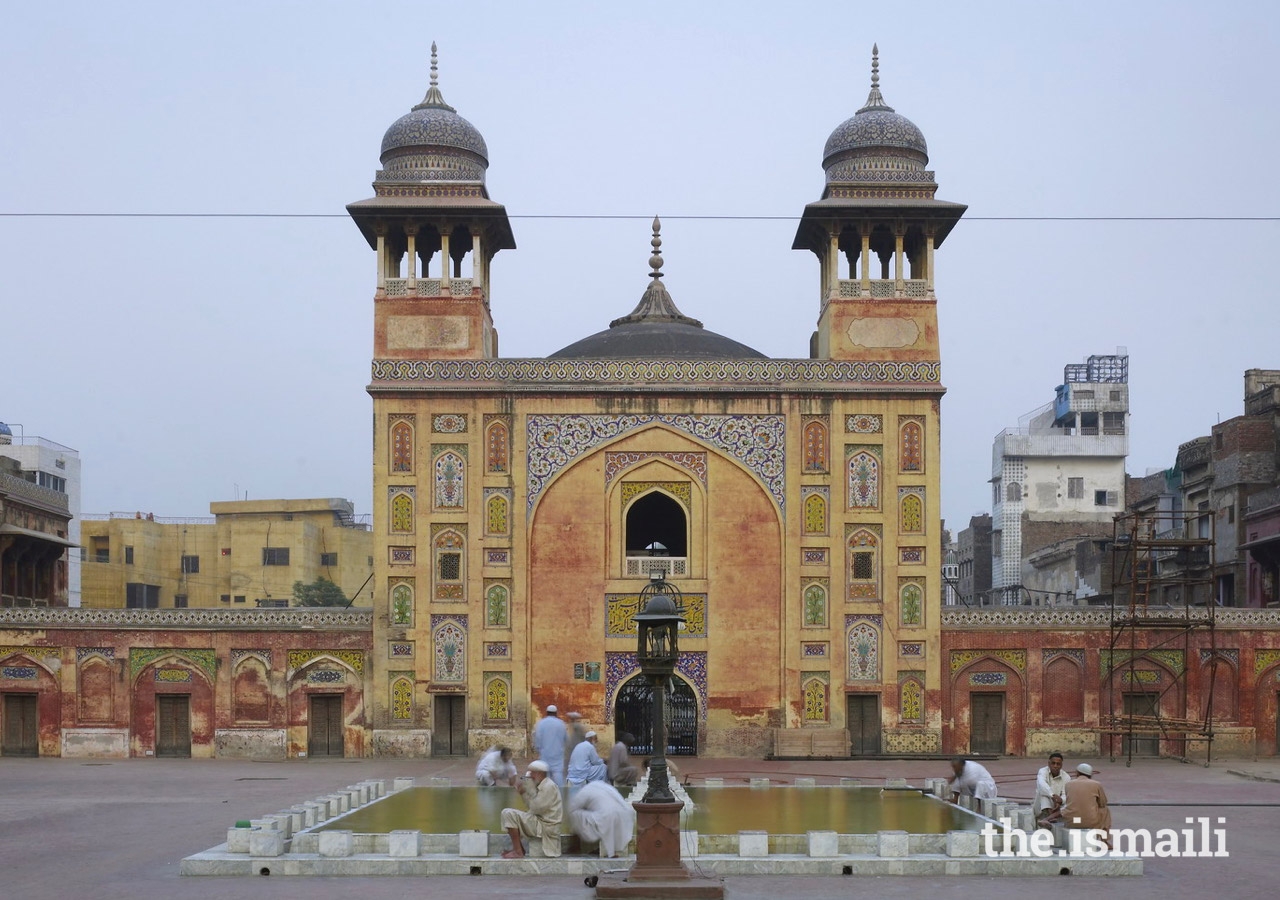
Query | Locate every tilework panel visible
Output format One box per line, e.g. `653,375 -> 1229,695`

619,481 -> 692,510
969,671 -> 1007,686
604,451 -> 707,486
845,414 -> 883,434
76,647 -> 114,662
845,614 -> 882,682
605,593 -> 706,638
287,649 -> 365,676
2,666 -> 38,679
431,615 -> 467,684
1100,648 -> 1184,675
130,647 -> 216,680
802,642 -> 829,658
527,414 -> 785,514
604,651 -> 707,723
431,413 -> 468,434
949,649 -> 1026,674
308,668 -> 345,684
155,667 -> 192,683
484,642 -> 510,659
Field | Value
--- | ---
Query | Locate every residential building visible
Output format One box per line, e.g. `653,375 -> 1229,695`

0,453 -> 77,607
0,424 -> 82,604
80,499 -> 373,609
955,513 -> 992,605
989,351 -> 1129,603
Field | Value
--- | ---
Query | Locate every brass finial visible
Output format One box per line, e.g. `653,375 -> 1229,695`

858,43 -> 893,113
649,216 -> 664,280
413,41 -> 457,112
871,43 -> 879,89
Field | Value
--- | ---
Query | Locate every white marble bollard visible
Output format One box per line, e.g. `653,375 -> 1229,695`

393,777 -> 416,791
283,809 -> 306,833
946,830 -> 979,857
264,814 -> 292,838
249,829 -> 284,857
739,831 -> 769,857
808,830 -> 839,857
703,778 -> 724,787
226,827 -> 252,853
878,830 -> 909,857
680,830 -> 699,857
429,776 -> 451,787
794,777 -> 817,788
301,801 -> 323,825
458,830 -> 489,858
749,777 -> 770,788
884,777 -> 909,788
840,777 -> 861,787
318,830 -> 354,858
390,830 -> 422,857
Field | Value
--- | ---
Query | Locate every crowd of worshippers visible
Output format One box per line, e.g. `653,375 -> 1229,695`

947,753 -> 1112,847
482,705 -> 643,858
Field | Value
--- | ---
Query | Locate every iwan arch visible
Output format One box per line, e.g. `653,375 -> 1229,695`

361,45 -> 960,758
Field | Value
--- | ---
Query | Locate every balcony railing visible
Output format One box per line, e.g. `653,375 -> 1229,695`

838,279 -> 931,299
382,278 -> 479,299
624,557 -> 688,578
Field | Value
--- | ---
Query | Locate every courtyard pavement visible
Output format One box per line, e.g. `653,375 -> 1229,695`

1,753 -> 1276,900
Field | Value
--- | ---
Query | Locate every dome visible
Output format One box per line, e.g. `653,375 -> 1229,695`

0,422 -> 11,436
821,45 -> 929,173
549,217 -> 765,360
380,106 -> 488,163
376,44 -> 489,183
550,321 -> 765,360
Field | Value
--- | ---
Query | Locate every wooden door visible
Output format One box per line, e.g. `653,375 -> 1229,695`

431,695 -> 467,756
1123,692 -> 1160,756
969,692 -> 1006,755
847,694 -> 881,756
308,694 -> 345,757
155,694 -> 191,758
2,694 -> 38,756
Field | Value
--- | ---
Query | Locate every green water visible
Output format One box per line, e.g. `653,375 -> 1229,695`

316,786 -> 981,835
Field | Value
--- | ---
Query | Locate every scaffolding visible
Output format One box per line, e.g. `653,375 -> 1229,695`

1099,508 -> 1218,766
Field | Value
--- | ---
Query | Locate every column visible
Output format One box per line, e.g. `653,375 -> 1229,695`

405,226 -> 418,292
925,234 -> 935,292
894,230 -> 905,291
375,230 -> 387,291
439,229 -> 451,290
828,231 -> 840,297
470,229 -> 484,292
860,232 -> 871,294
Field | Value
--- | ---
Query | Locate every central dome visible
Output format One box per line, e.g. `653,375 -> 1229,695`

549,217 -> 765,360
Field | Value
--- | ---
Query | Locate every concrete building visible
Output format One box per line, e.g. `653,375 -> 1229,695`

989,351 -> 1129,603
357,46 -> 962,758
0,455 -> 77,608
80,499 -> 373,610
0,424 -> 82,605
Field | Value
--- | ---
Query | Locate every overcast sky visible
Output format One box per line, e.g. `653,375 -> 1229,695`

3,1 -> 1277,531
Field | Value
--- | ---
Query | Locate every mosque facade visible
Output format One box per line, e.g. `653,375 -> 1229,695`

358,46 -> 962,758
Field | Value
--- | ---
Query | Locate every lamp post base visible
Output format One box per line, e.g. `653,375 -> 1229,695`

594,801 -> 725,899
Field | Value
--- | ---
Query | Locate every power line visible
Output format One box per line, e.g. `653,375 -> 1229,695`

0,212 -> 1277,222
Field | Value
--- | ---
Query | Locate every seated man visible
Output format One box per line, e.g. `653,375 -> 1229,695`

607,732 -> 639,788
567,731 -> 608,786
500,760 -> 563,858
1033,751 -> 1070,827
1061,763 -> 1111,849
568,781 -> 635,858
475,745 -> 518,787
947,756 -> 998,802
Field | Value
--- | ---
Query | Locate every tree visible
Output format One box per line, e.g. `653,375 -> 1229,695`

292,576 -> 350,607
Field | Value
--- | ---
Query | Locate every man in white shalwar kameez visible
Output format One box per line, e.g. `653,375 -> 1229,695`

567,781 -> 635,858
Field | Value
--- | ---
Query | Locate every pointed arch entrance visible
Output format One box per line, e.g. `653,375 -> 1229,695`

614,674 -> 698,756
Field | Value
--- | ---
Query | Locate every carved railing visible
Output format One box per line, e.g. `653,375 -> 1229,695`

942,607 -> 1280,628
838,279 -> 930,299
382,278 -> 477,298
624,557 -> 688,578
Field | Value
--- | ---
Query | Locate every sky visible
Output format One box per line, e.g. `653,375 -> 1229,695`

2,0 -> 1277,531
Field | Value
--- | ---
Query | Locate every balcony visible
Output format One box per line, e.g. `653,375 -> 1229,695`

624,557 -> 688,578
993,428 -> 1128,459
381,278 -> 479,299
837,279 -> 931,299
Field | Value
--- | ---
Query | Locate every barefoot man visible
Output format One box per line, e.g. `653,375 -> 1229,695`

500,760 -> 562,858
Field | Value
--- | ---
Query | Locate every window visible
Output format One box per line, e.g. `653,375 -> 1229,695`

95,548 -> 110,564
1214,432 -> 1224,450
256,598 -> 288,608
1095,490 -> 1111,507
1068,477 -> 1084,499
1006,482 -> 1020,503
1079,412 -> 1099,435
852,552 -> 874,580
320,552 -> 338,567
234,595 -> 247,603
1102,412 -> 1125,435
1074,390 -> 1095,400
36,471 -> 66,493
220,594 -> 231,603
439,552 -> 461,581
124,546 -> 134,565
262,547 -> 290,566
1109,390 -> 1122,402
181,555 -> 199,574
173,594 -> 188,609
992,532 -> 1002,556
1227,505 -> 1235,525
992,480 -> 1001,506
125,583 -> 159,609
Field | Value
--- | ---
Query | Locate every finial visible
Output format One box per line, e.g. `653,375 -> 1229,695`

413,41 -> 457,112
649,216 -> 663,280
871,43 -> 879,88
857,43 -> 893,113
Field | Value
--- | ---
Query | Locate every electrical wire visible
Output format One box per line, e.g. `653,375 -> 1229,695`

0,212 -> 1277,221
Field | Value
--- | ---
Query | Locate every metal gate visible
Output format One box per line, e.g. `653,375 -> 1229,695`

614,675 -> 697,756
1123,692 -> 1160,756
2,693 -> 38,757
156,694 -> 191,758
969,692 -> 1006,755
847,694 -> 881,756
308,694 -> 345,757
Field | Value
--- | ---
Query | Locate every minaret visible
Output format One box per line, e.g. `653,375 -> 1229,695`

793,45 -> 966,360
348,44 -> 515,359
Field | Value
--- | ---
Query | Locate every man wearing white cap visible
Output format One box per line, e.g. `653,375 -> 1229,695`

1061,763 -> 1111,848
532,704 -> 567,787
567,731 -> 608,786
500,760 -> 563,858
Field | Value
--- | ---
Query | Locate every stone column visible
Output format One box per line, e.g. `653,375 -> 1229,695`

925,233 -> 936,292
375,230 -> 386,291
471,229 -> 484,292
860,232 -> 871,294
894,230 -> 905,291
439,229 -> 451,290
405,225 -> 418,293
828,231 -> 840,297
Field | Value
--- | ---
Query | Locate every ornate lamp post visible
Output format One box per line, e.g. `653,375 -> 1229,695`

596,573 -> 723,898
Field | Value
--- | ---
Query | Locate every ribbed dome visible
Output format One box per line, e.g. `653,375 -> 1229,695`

549,217 -> 765,360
